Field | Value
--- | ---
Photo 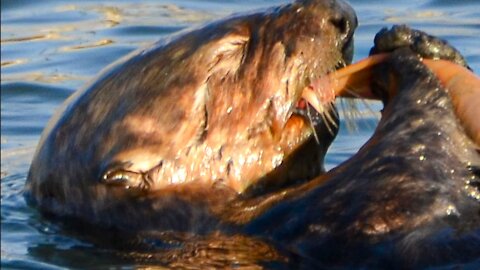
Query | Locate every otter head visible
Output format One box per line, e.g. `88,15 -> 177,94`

26,0 -> 356,226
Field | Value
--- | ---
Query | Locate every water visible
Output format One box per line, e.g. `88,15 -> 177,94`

1,0 -> 479,268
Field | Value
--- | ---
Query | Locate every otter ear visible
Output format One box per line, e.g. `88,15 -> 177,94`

208,32 -> 249,74
215,32 -> 249,54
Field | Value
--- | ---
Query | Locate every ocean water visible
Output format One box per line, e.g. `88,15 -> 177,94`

1,0 -> 479,269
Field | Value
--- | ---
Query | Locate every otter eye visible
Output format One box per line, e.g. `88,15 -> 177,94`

101,169 -> 144,190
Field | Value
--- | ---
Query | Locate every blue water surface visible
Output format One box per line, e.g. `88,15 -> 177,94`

1,0 -> 479,269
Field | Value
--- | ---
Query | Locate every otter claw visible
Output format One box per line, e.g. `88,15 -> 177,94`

370,25 -> 471,70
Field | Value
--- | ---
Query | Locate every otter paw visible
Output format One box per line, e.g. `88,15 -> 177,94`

370,24 -> 471,70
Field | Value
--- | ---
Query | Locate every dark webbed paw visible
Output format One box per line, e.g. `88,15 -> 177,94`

368,25 -> 472,104
370,24 -> 471,70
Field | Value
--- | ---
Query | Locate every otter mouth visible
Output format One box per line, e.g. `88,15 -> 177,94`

296,38 -> 354,117
287,44 -> 354,139
244,49 -> 354,196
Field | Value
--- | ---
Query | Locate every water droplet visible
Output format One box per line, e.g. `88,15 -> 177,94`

446,205 -> 457,215
470,191 -> 480,200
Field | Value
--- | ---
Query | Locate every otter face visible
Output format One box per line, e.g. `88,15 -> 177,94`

26,0 -> 357,221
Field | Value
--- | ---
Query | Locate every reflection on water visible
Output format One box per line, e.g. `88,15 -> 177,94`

1,0 -> 479,269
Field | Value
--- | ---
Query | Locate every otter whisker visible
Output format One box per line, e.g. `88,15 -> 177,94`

319,105 -> 337,136
306,104 -> 320,144
338,88 -> 379,132
323,102 -> 339,135
344,87 -> 380,124
338,97 -> 358,132
325,102 -> 339,129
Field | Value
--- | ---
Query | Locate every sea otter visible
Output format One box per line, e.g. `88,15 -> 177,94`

25,0 -> 356,232
25,0 -> 480,266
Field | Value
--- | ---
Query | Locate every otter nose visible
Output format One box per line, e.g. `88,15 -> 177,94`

329,0 -> 357,44
328,0 -> 357,63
